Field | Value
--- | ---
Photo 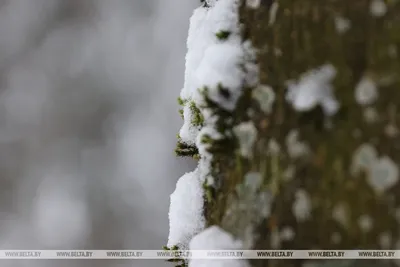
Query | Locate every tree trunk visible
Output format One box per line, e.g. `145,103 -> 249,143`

175,0 -> 400,266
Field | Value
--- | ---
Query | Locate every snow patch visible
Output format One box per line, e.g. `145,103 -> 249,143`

292,189 -> 312,222
189,226 -> 249,267
180,0 -> 248,109
268,138 -> 281,155
178,0 -> 255,150
355,75 -> 378,106
286,64 -> 339,116
286,130 -> 310,159
351,143 -> 378,176
244,172 -> 263,192
369,156 -> 399,194
246,0 -> 260,9
234,122 -> 257,158
268,2 -> 279,26
334,16 -> 351,34
179,104 -> 202,145
370,0 -> 387,17
168,169 -> 206,249
385,124 -> 399,137
253,84 -> 275,114
351,144 -> 398,193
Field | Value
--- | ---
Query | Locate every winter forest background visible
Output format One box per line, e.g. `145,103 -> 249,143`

0,0 -> 196,266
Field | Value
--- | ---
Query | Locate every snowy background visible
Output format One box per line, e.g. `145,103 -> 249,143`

0,0 -> 196,266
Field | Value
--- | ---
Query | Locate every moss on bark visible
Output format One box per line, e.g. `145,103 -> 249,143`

201,0 -> 400,266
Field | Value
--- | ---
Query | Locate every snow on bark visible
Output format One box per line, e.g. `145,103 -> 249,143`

354,75 -> 379,106
189,226 -> 250,267
286,64 -> 339,116
179,0 -> 245,144
168,168 -> 205,249
169,0 -> 257,251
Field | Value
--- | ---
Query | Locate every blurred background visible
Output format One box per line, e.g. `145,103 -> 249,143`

0,0 -> 196,266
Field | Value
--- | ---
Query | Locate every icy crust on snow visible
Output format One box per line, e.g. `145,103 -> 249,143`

168,168 -> 206,249
179,0 -> 249,145
189,226 -> 250,267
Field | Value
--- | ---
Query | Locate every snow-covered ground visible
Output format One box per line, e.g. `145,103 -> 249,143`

0,0 -> 196,266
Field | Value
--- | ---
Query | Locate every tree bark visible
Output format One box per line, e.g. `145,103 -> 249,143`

197,0 -> 400,266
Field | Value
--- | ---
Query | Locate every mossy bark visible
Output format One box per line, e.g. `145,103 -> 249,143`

203,1 -> 400,266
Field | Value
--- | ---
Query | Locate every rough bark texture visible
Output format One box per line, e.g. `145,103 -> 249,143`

203,0 -> 400,266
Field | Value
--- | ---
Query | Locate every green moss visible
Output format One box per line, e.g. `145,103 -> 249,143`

200,134 -> 213,144
162,245 -> 187,267
202,181 -> 216,204
177,97 -> 187,106
175,140 -> 199,158
189,101 -> 204,126
216,30 -> 231,40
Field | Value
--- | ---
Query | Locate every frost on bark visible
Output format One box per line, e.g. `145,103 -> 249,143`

173,0 -> 400,266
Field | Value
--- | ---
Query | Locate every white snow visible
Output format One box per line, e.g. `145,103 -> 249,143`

368,156 -> 399,193
268,2 -> 280,26
292,189 -> 312,222
180,0 -> 245,106
246,0 -> 260,9
179,0 -> 256,146
268,138 -> 281,155
286,130 -> 310,159
385,124 -> 399,137
244,172 -> 263,192
252,84 -> 275,114
334,16 -> 351,34
179,104 -> 202,145
351,144 -> 398,193
351,143 -> 378,176
370,0 -> 387,17
286,64 -> 339,116
233,122 -> 258,158
189,226 -> 250,267
189,225 -> 243,250
168,169 -> 206,249
354,75 -> 378,105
